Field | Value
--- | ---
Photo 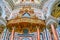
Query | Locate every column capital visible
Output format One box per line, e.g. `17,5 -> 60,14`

46,16 -> 58,26
45,16 -> 58,32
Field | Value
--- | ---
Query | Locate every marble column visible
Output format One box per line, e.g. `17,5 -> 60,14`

43,29 -> 48,40
51,24 -> 58,40
42,32 -> 44,40
1,28 -> 7,40
49,32 -> 52,40
45,28 -> 48,40
37,27 -> 40,40
43,30 -> 45,40
10,27 -> 15,40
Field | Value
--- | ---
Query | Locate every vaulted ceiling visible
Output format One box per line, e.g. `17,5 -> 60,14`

0,0 -> 60,23
0,0 -> 60,34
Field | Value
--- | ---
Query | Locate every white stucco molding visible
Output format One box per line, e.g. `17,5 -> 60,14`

57,17 -> 60,24
46,15 -> 57,26
46,0 -> 60,26
42,0 -> 56,19
3,0 -> 12,12
57,17 -> 60,21
0,17 -> 7,26
43,0 -> 60,19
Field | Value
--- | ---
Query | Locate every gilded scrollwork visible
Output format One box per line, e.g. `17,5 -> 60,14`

51,1 -> 60,18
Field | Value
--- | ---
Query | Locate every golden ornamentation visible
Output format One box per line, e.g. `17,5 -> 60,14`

51,2 -> 60,18
7,6 -> 46,33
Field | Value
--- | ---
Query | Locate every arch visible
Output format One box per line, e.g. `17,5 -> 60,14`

0,3 -> 6,19
0,17 -> 7,26
42,0 -> 56,18
46,19 -> 57,26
